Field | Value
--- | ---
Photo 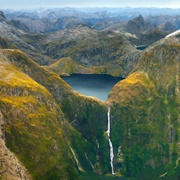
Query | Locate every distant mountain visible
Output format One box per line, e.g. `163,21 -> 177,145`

4,7 -> 180,33
54,17 -> 84,31
0,13 -> 55,64
0,11 -> 6,22
0,11 -> 141,74
4,7 -> 180,20
157,21 -> 175,32
123,15 -> 156,34
7,16 -> 84,34
103,15 -> 156,35
10,19 -> 31,33
28,24 -> 139,76
103,15 -> 175,46
91,18 -> 119,30
146,15 -> 180,29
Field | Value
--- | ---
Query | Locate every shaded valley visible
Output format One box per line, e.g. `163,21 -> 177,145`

0,7 -> 180,180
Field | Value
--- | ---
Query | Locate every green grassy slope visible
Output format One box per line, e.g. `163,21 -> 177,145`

107,35 -> 180,178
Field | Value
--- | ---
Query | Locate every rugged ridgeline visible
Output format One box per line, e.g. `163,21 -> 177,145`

24,24 -> 140,77
10,17 -> 84,34
0,11 -> 55,65
103,15 -> 175,46
107,31 -> 180,179
0,11 -> 175,77
0,11 -> 141,76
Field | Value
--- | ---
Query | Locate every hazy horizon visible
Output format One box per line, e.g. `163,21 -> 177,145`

1,0 -> 180,10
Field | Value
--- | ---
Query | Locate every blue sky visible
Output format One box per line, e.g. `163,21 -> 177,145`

1,0 -> 180,9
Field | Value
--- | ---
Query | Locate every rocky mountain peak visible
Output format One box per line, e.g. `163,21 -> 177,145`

158,21 -> 174,32
128,15 -> 145,26
126,15 -> 155,35
0,11 -> 6,22
133,15 -> 144,23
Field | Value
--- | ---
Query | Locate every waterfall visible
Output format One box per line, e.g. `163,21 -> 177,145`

107,107 -> 115,175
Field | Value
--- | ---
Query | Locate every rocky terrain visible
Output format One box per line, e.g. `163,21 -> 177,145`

0,11 -> 141,76
0,8 -> 180,179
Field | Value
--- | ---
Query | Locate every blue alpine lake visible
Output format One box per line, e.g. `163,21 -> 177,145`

61,74 -> 123,101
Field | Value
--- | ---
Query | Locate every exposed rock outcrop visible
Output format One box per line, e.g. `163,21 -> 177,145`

10,19 -> 31,33
0,110 -> 31,180
125,15 -> 155,35
158,21 -> 174,32
0,11 -> 6,22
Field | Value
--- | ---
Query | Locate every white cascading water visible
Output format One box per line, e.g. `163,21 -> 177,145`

107,107 -> 115,175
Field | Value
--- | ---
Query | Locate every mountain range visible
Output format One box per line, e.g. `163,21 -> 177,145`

0,8 -> 180,179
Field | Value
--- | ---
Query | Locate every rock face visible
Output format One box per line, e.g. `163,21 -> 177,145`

10,19 -> 31,33
0,138 -> 32,180
104,15 -> 155,34
158,21 -> 174,32
0,11 -> 6,22
0,15 -> 55,65
124,15 -> 155,35
0,91 -> 31,179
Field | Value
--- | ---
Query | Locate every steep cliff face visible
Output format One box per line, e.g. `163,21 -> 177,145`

107,31 -> 180,178
124,15 -> 156,35
0,11 -> 6,22
0,49 -> 113,179
10,19 -> 31,33
0,50 -> 79,179
0,110 -> 31,180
